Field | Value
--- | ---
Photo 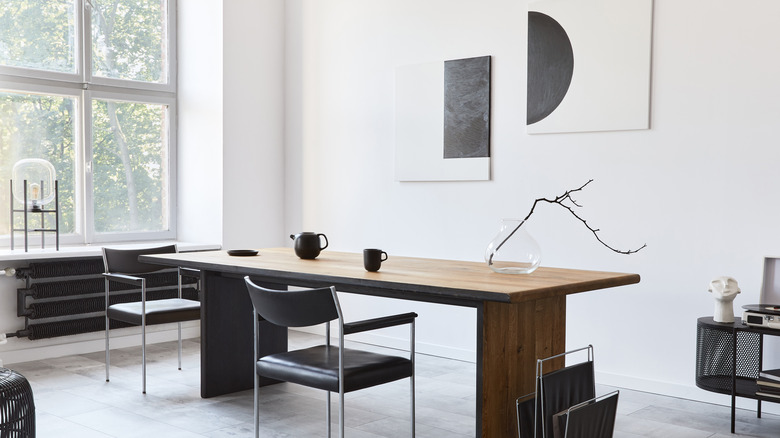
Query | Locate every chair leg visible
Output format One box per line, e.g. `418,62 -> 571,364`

326,391 -> 332,438
410,375 -> 416,437
410,319 -> 416,437
254,371 -> 260,438
105,315 -> 110,383
142,323 -> 146,394
339,390 -> 345,438
253,308 -> 260,438
178,322 -> 182,370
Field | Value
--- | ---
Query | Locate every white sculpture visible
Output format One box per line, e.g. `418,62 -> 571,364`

708,276 -> 741,323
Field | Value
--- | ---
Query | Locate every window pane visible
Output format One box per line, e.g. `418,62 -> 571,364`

92,0 -> 167,83
0,92 -> 77,236
0,0 -> 77,73
92,99 -> 168,233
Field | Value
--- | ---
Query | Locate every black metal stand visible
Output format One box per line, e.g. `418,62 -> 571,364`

9,179 -> 59,252
696,316 -> 779,433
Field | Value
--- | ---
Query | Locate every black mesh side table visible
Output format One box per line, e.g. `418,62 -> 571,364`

696,316 -> 774,434
0,368 -> 35,437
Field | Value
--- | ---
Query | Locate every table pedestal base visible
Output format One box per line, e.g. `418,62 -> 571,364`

481,295 -> 566,437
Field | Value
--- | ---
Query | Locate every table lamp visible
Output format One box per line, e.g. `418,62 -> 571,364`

11,158 -> 56,212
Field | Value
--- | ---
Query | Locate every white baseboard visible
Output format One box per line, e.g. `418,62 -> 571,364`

1,322 -> 200,365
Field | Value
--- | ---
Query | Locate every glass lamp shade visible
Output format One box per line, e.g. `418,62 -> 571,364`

12,159 -> 57,208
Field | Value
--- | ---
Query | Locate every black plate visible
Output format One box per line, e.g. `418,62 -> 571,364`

227,249 -> 259,257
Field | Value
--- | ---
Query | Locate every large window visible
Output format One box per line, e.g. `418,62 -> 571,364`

0,0 -> 176,245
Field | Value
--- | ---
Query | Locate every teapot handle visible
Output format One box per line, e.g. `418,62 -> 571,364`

318,233 -> 329,250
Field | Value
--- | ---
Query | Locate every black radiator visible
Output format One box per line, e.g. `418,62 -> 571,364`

11,258 -> 199,340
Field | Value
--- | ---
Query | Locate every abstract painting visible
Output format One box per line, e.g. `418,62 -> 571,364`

396,56 -> 491,181
527,0 -> 653,134
444,56 -> 491,159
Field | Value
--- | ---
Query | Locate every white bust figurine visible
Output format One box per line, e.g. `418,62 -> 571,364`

708,276 -> 741,323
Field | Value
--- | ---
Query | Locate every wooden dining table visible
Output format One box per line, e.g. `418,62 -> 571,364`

140,247 -> 640,437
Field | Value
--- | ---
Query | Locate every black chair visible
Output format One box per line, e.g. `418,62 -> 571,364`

516,345 -> 618,438
102,245 -> 201,394
244,277 -> 417,438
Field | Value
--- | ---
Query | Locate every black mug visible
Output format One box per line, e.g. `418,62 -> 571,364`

363,249 -> 388,272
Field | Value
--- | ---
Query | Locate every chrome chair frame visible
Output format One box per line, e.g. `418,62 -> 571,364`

246,278 -> 416,438
103,245 -> 200,394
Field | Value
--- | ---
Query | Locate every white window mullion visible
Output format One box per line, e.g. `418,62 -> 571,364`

81,0 -> 92,87
80,0 -> 93,244
82,89 -> 95,244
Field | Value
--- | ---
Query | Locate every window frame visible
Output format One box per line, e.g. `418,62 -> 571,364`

0,0 -> 85,83
85,90 -> 177,244
0,0 -> 177,246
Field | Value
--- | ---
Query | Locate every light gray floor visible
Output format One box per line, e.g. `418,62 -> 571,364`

9,331 -> 780,437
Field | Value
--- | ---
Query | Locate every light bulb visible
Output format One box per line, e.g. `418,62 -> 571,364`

30,183 -> 40,201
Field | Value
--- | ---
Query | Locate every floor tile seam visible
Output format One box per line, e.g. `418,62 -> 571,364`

150,415 -> 244,435
628,400 -> 780,425
614,419 -> 714,438
59,387 -> 224,416
621,407 -> 742,437
39,412 -> 113,438
63,405 -> 215,436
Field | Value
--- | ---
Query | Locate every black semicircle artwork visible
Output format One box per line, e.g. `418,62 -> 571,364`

527,11 -> 574,125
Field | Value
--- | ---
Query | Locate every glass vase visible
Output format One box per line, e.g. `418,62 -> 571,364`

484,219 -> 542,274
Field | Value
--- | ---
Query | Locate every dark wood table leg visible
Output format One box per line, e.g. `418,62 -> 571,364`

200,271 -> 288,398
481,295 -> 566,437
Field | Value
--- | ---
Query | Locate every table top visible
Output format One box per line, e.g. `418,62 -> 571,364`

140,248 -> 640,305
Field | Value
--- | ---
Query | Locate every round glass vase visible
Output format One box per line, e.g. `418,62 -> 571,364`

484,219 -> 542,274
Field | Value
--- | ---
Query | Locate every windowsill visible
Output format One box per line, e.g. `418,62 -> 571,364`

0,241 -> 221,263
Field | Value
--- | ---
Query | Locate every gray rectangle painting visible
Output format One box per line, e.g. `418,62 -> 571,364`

443,56 -> 491,159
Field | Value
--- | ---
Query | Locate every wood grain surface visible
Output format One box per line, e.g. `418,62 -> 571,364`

142,247 -> 639,304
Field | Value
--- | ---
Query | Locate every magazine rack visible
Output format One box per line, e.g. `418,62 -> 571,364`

516,345 -> 619,438
696,316 -> 780,433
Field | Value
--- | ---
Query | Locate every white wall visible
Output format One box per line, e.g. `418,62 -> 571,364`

178,0 -> 223,243
223,0 -> 287,249
283,0 -> 780,412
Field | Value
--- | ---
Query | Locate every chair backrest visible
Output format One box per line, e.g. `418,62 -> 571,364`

244,277 -> 339,328
102,244 -> 177,275
552,391 -> 619,438
537,346 -> 596,438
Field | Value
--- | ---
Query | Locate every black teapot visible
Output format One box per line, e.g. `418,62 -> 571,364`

290,232 -> 329,259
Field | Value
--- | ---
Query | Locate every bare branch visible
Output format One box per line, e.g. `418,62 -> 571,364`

488,180 -> 646,266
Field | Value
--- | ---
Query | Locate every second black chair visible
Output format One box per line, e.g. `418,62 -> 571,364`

244,277 -> 417,438
102,245 -> 201,394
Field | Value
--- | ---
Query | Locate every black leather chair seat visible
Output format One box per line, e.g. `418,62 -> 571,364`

107,299 -> 201,326
257,345 -> 413,393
